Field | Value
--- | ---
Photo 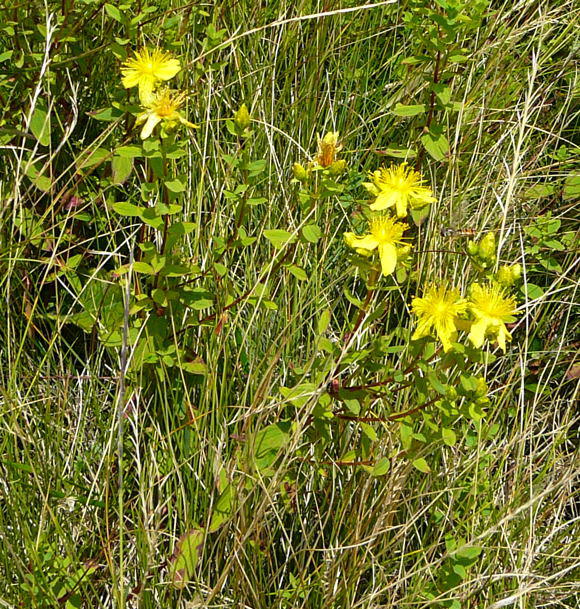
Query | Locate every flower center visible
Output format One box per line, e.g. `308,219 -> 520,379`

370,217 -> 406,244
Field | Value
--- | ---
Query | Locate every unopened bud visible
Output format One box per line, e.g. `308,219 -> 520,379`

475,377 -> 488,398
467,241 -> 479,256
292,163 -> 309,182
478,232 -> 496,260
511,263 -> 522,280
497,265 -> 514,286
234,103 -> 251,130
328,159 -> 347,176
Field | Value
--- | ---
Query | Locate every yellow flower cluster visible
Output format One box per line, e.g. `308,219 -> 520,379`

411,282 -> 518,353
343,159 -> 435,278
120,48 -> 196,139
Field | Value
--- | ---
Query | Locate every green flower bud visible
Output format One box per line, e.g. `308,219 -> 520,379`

446,386 -> 458,400
467,241 -> 479,256
478,232 -> 496,261
475,377 -> 488,398
292,162 -> 309,182
328,159 -> 347,176
511,263 -> 522,280
234,103 -> 251,130
497,265 -> 514,286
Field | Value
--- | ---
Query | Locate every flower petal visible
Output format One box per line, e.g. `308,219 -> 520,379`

121,70 -> 141,88
346,234 -> 380,251
138,77 -> 157,104
141,113 -> 162,139
378,242 -> 397,276
370,191 -> 397,211
496,324 -> 511,352
154,59 -> 181,80
395,193 -> 408,218
468,318 -> 488,348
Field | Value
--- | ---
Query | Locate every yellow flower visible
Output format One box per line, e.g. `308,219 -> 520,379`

316,131 -> 342,168
344,216 -> 409,276
468,283 -> 518,352
411,284 -> 467,352
121,48 -> 181,102
364,162 -> 436,217
135,88 -> 197,139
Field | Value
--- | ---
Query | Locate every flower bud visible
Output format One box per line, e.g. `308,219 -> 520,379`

316,131 -> 342,168
511,263 -> 522,280
446,386 -> 458,400
475,377 -> 488,398
292,162 -> 309,182
478,232 -> 496,261
328,159 -> 347,176
234,103 -> 251,130
497,265 -> 514,286
467,241 -> 479,256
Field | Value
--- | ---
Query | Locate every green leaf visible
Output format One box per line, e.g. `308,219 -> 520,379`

209,483 -> 234,532
78,147 -> 110,168
132,261 -> 154,274
280,383 -> 316,408
392,103 -> 426,116
378,148 -> 417,159
410,204 -> 430,226
165,178 -> 186,193
104,3 -> 123,22
432,83 -> 451,106
113,201 -> 143,216
563,174 -> 580,200
371,457 -> 390,476
301,223 -> 322,243
317,309 -> 331,335
264,229 -> 297,249
29,107 -> 51,146
455,545 -> 482,561
115,145 -> 142,158
421,129 -> 449,161
247,196 -> 268,206
427,370 -> 447,395
111,155 -> 133,184
520,283 -> 544,299
412,458 -> 431,473
89,106 -> 124,122
442,427 -> 457,447
170,528 -> 204,588
254,422 -> 291,471
180,358 -> 208,375
287,265 -> 308,281
522,183 -> 555,200
360,422 -> 377,442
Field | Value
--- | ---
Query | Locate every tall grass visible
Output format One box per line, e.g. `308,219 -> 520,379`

0,1 -> 578,607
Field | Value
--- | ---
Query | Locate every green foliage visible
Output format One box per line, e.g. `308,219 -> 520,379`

0,1 -> 577,608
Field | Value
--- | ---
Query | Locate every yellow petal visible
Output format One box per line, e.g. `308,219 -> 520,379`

154,59 -> 181,80
412,319 -> 431,341
378,242 -> 397,276
435,318 -> 456,352
141,113 -> 162,139
138,77 -> 157,104
121,71 -> 141,88
395,193 -> 407,218
346,234 -> 380,251
370,191 -> 397,211
496,324 -> 511,352
468,318 -> 488,349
